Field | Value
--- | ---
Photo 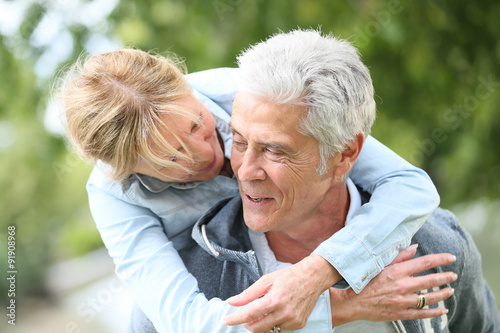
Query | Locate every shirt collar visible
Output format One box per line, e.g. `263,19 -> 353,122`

134,174 -> 203,192
345,177 -> 362,226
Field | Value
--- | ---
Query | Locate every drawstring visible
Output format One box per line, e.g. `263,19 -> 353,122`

201,224 -> 220,257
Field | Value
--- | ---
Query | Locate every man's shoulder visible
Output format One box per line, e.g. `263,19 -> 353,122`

415,207 -> 469,246
413,207 -> 482,279
414,208 -> 471,255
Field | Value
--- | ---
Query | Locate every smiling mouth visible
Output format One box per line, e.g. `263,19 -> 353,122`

246,194 -> 273,204
248,195 -> 265,202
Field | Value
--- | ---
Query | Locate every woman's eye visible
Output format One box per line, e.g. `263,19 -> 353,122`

190,113 -> 203,133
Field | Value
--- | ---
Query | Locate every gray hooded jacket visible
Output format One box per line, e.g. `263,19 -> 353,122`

129,195 -> 500,332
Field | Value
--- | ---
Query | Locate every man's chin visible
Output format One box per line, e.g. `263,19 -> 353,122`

242,215 -> 271,233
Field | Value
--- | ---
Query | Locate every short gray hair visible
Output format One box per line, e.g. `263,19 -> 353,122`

236,29 -> 376,174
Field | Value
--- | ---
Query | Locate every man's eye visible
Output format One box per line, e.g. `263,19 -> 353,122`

266,148 -> 282,155
233,141 -> 247,149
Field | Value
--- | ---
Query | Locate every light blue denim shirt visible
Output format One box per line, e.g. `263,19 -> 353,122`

87,68 -> 440,332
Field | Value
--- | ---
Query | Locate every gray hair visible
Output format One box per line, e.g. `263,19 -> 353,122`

236,29 -> 376,174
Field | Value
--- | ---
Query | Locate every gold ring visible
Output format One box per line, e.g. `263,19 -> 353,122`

416,293 -> 427,309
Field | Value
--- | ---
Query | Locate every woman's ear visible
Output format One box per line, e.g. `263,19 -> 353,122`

333,132 -> 365,178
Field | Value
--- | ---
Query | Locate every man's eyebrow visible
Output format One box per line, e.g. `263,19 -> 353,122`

260,141 -> 296,153
229,124 -> 296,153
229,124 -> 242,137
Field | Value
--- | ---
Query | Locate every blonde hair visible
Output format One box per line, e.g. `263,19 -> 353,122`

57,49 -> 200,181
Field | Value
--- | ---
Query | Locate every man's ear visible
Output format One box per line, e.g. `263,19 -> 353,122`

332,132 -> 365,178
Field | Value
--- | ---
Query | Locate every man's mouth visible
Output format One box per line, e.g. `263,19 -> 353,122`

245,194 -> 272,205
248,195 -> 265,202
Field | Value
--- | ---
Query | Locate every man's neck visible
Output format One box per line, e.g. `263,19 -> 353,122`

266,183 -> 350,264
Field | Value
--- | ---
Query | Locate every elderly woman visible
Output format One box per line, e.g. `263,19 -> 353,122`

59,48 -> 443,332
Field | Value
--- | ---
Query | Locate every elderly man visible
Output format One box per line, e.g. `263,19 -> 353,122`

130,30 -> 499,332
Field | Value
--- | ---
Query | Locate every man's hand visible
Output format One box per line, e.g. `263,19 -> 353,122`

223,254 -> 341,332
329,245 -> 458,326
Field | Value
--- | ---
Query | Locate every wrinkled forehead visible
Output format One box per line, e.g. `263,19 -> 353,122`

231,93 -> 306,130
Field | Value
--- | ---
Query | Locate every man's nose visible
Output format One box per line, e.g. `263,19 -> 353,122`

237,150 -> 266,182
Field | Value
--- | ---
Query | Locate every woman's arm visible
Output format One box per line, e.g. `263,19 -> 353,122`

224,136 -> 440,332
314,135 -> 440,293
88,166 -> 336,332
86,167 -> 248,332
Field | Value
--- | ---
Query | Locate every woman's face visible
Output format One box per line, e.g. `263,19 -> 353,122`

133,93 -> 225,182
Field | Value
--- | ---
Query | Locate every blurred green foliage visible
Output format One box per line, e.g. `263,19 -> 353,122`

0,0 -> 498,304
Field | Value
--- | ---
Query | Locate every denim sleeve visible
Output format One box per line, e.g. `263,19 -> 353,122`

87,171 -> 249,333
313,136 -> 440,294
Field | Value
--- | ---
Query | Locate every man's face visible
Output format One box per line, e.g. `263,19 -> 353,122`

230,93 -> 343,234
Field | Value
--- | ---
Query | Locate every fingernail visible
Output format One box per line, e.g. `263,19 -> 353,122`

452,273 -> 458,280
408,244 -> 418,250
450,288 -> 455,295
449,255 -> 456,262
226,296 -> 235,302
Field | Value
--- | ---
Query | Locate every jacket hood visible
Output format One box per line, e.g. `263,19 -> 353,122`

191,195 -> 261,280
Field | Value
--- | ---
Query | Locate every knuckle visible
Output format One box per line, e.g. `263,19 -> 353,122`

287,316 -> 307,329
243,312 -> 255,322
428,275 -> 439,286
267,298 -> 281,309
394,281 -> 410,294
395,294 -> 408,305
421,256 -> 433,268
281,308 -> 294,320
297,317 -> 308,329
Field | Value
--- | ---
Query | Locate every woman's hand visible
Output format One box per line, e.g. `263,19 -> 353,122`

223,254 -> 341,332
329,244 -> 457,326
